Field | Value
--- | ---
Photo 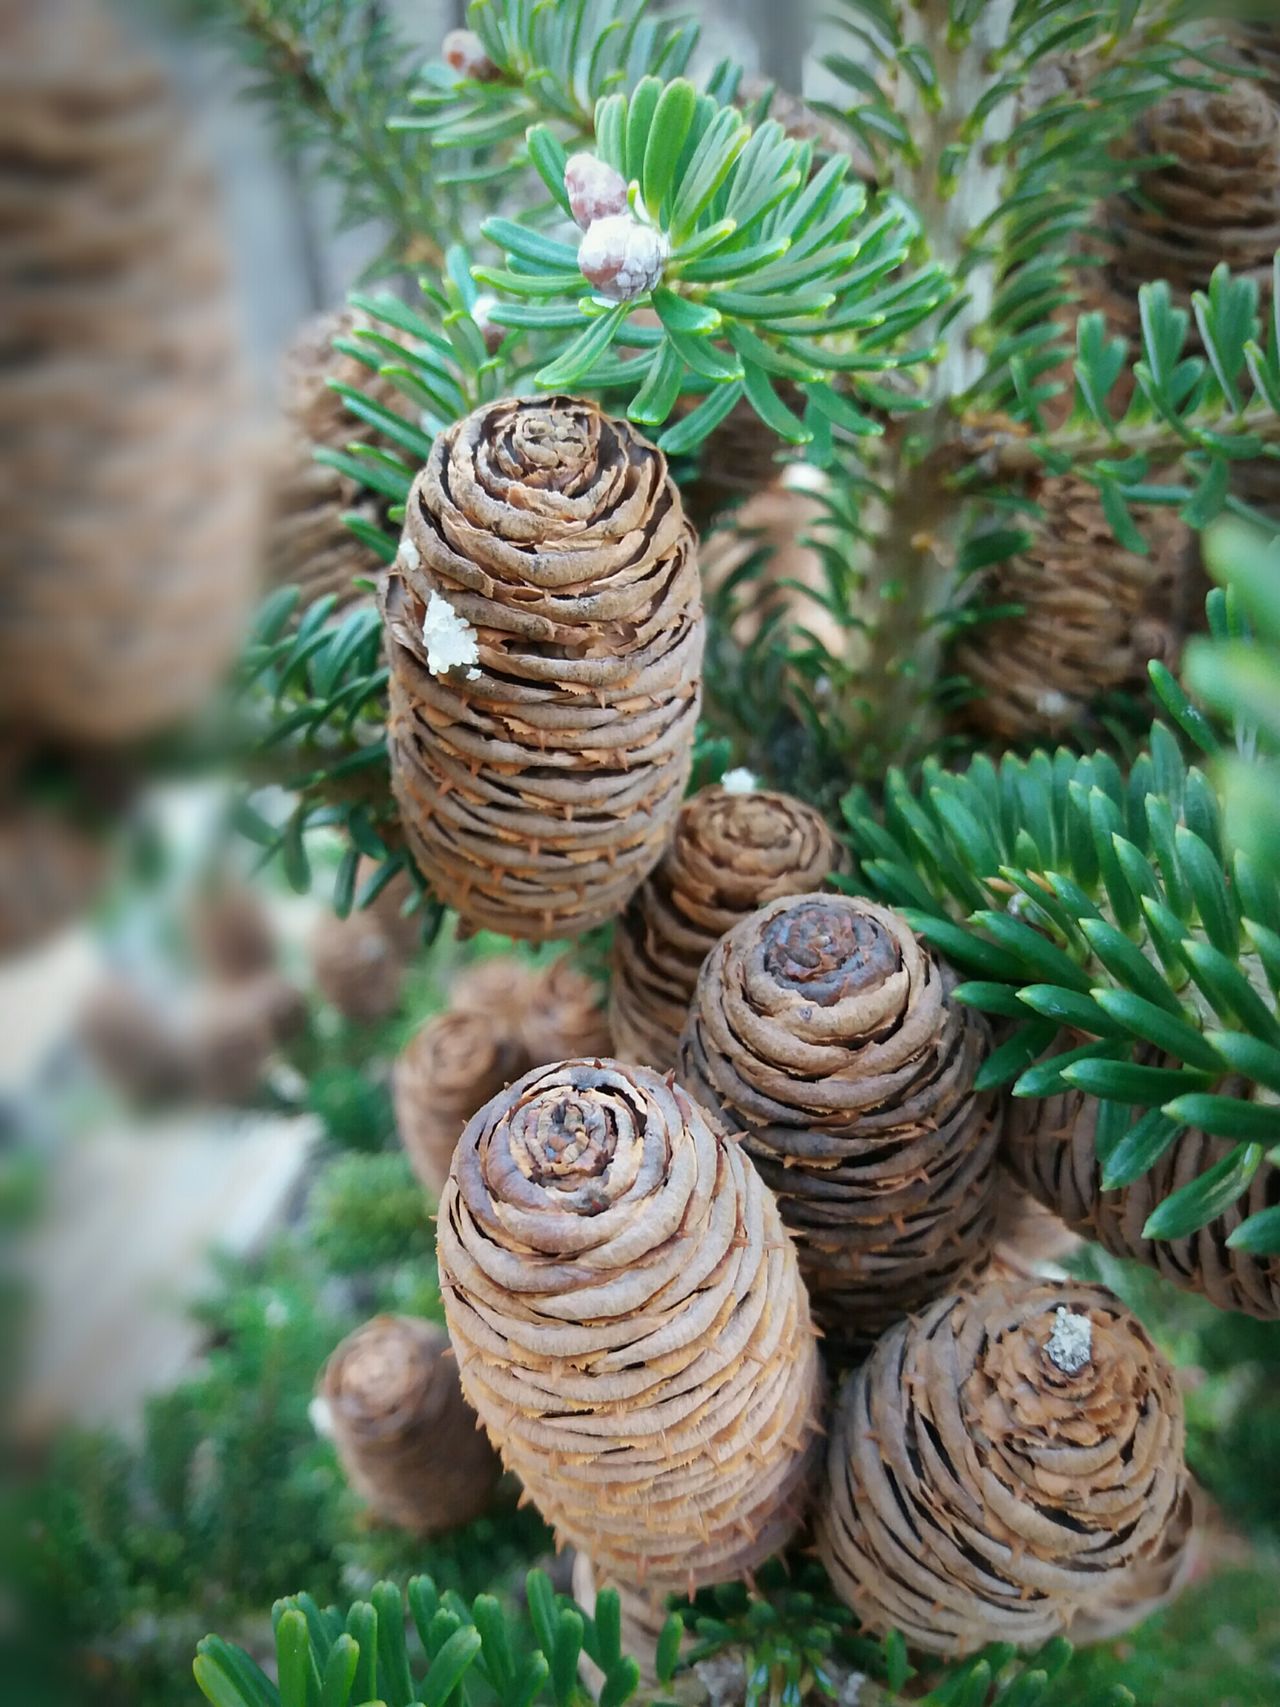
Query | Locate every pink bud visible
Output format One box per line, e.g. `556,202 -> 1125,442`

564,153 -> 629,231
442,28 -> 499,82
577,214 -> 667,303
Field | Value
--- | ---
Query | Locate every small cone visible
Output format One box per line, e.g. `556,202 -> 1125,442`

1004,1075 -> 1280,1319
187,884 -> 277,984
818,1278 -> 1192,1655
679,894 -> 1001,1359
450,955 -> 539,1032
309,910 -> 403,1023
0,0 -> 259,744
437,1059 -> 824,1593
950,475 -> 1194,742
393,1009 -> 529,1195
79,978 -> 194,1102
320,1314 -> 499,1534
382,397 -> 704,940
352,855 -> 421,961
611,784 -> 843,1071
264,307 -> 407,612
521,953 -> 611,1065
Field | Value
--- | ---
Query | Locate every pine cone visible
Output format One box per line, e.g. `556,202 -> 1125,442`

677,390 -> 799,534
521,953 -> 612,1064
437,1059 -> 824,1592
1107,80 -> 1280,312
187,885 -> 277,984
320,1314 -> 499,1534
0,0 -> 259,744
611,784 -> 843,1071
1005,1080 -> 1280,1318
950,476 -> 1195,742
818,1279 -> 1192,1655
450,955 -> 539,1031
382,398 -> 704,941
265,308 -> 406,611
309,910 -> 403,1023
678,894 -> 1001,1358
353,855 -> 421,961
79,978 -> 195,1102
697,470 -> 845,658
393,1010 -> 529,1195
189,985 -> 276,1104
1226,20 -> 1280,106
0,802 -> 104,958
993,1172 -> 1081,1276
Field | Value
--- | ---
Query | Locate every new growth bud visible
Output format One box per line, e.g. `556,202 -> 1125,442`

564,152 -> 629,230
442,28 -> 499,82
577,214 -> 667,303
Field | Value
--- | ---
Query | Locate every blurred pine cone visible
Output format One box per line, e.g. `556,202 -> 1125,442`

0,802 -> 104,957
309,910 -> 403,1023
1226,19 -> 1280,104
1107,80 -> 1280,311
0,0 -> 259,744
382,398 -> 704,940
393,1010 -> 529,1195
265,308 -> 406,612
818,1279 -> 1192,1654
520,953 -> 611,1064
950,476 -> 1194,742
678,894 -> 1001,1358
450,955 -> 538,1031
320,1314 -> 499,1534
352,855 -> 421,961
437,1059 -> 824,1592
187,884 -> 277,984
676,389 -> 798,534
1005,1078 -> 1280,1318
611,784 -> 843,1071
79,977 -> 195,1102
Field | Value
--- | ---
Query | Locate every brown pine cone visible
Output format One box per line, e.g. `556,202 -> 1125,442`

353,855 -> 421,961
189,984 -> 276,1104
818,1279 -> 1192,1655
309,910 -> 403,1023
992,1171 -> 1081,1277
950,476 -> 1195,743
611,784 -> 843,1071
677,389 -> 800,534
320,1314 -> 499,1534
0,0 -> 259,744
521,953 -> 611,1064
678,894 -> 1001,1359
382,398 -> 704,940
187,885 -> 277,984
437,1059 -> 824,1593
1005,1081 -> 1280,1318
1107,80 -> 1280,312
79,978 -> 195,1102
393,1010 -> 529,1195
264,308 -> 406,612
0,802 -> 104,959
1226,20 -> 1280,105
450,955 -> 539,1031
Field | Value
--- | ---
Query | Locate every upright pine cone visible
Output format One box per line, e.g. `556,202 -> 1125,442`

265,309 -> 406,611
678,894 -> 1001,1358
1005,1080 -> 1280,1318
393,1010 -> 529,1195
320,1315 -> 499,1534
0,0 -> 258,743
450,955 -> 538,1031
611,784 -> 842,1071
521,953 -> 612,1064
950,476 -> 1194,742
1107,80 -> 1280,312
437,1059 -> 824,1592
818,1279 -> 1192,1655
309,910 -> 403,1023
1227,20 -> 1280,105
382,398 -> 704,940
187,884 -> 277,984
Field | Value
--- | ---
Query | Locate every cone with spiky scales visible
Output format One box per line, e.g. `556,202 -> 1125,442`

0,0 -> 259,745
264,307 -> 408,612
818,1278 -> 1193,1655
1004,1073 -> 1280,1319
679,893 -> 1001,1360
611,783 -> 843,1071
393,1009 -> 529,1196
950,475 -> 1195,742
320,1314 -> 499,1534
437,1058 -> 824,1594
382,397 -> 704,941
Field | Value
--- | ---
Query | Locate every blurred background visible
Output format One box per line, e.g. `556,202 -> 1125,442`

2,2 -> 1279,1704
